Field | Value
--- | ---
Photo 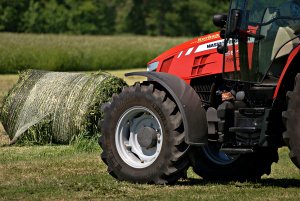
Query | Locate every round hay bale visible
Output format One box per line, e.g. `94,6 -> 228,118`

0,70 -> 127,145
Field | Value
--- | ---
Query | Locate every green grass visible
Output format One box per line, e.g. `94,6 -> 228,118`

0,74 -> 17,105
0,146 -> 299,201
0,33 -> 189,73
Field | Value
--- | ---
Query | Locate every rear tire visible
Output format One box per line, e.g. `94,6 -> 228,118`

99,82 -> 190,184
189,145 -> 278,181
282,73 -> 300,169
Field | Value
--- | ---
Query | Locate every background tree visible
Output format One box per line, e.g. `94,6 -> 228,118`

0,0 -> 229,36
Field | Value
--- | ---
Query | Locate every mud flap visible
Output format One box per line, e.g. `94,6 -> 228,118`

126,72 -> 208,145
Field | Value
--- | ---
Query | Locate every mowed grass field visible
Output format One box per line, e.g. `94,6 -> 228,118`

0,71 -> 300,200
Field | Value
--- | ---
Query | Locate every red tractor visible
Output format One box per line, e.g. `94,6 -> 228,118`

100,0 -> 300,184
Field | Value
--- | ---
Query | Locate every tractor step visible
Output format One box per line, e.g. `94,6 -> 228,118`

220,148 -> 254,154
239,108 -> 265,117
229,127 -> 260,133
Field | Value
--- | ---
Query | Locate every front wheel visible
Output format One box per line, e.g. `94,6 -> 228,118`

99,82 -> 190,184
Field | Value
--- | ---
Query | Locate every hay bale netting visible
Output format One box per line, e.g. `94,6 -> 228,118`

0,70 -> 127,145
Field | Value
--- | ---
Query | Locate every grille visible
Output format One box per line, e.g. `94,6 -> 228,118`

190,77 -> 214,105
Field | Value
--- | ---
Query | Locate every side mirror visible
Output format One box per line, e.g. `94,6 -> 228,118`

213,14 -> 227,28
227,9 -> 241,36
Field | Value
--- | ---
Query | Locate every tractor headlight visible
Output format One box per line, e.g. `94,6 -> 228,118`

147,61 -> 159,72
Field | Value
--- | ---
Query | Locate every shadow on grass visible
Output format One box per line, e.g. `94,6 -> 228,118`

177,178 -> 300,188
259,178 -> 300,188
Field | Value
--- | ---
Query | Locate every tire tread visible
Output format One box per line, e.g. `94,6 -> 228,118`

99,82 -> 189,184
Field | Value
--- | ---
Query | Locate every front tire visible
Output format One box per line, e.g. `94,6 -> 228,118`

99,82 -> 189,184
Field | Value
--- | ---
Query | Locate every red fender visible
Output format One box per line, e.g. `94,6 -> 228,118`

273,45 -> 300,99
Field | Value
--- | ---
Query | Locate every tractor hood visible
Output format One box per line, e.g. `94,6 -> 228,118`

147,32 -> 224,81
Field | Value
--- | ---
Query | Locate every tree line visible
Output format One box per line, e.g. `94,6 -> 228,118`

0,0 -> 229,36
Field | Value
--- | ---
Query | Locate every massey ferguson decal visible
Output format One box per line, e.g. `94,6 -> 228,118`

178,37 -> 254,59
195,39 -> 224,53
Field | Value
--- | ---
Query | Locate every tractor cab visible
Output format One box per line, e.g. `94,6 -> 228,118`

221,0 -> 300,83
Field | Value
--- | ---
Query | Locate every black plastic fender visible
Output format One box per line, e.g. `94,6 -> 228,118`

125,72 -> 208,145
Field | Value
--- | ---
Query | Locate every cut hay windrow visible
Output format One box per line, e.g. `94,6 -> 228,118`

0,70 -> 127,145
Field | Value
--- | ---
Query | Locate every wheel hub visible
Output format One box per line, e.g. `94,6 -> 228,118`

115,106 -> 163,169
137,127 -> 158,149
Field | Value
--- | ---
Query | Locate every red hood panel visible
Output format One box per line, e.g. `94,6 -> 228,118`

150,32 -> 225,81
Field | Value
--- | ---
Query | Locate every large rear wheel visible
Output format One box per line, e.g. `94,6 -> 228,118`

282,73 -> 300,169
99,82 -> 190,184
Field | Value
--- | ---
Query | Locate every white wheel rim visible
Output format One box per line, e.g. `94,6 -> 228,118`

115,106 -> 163,169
